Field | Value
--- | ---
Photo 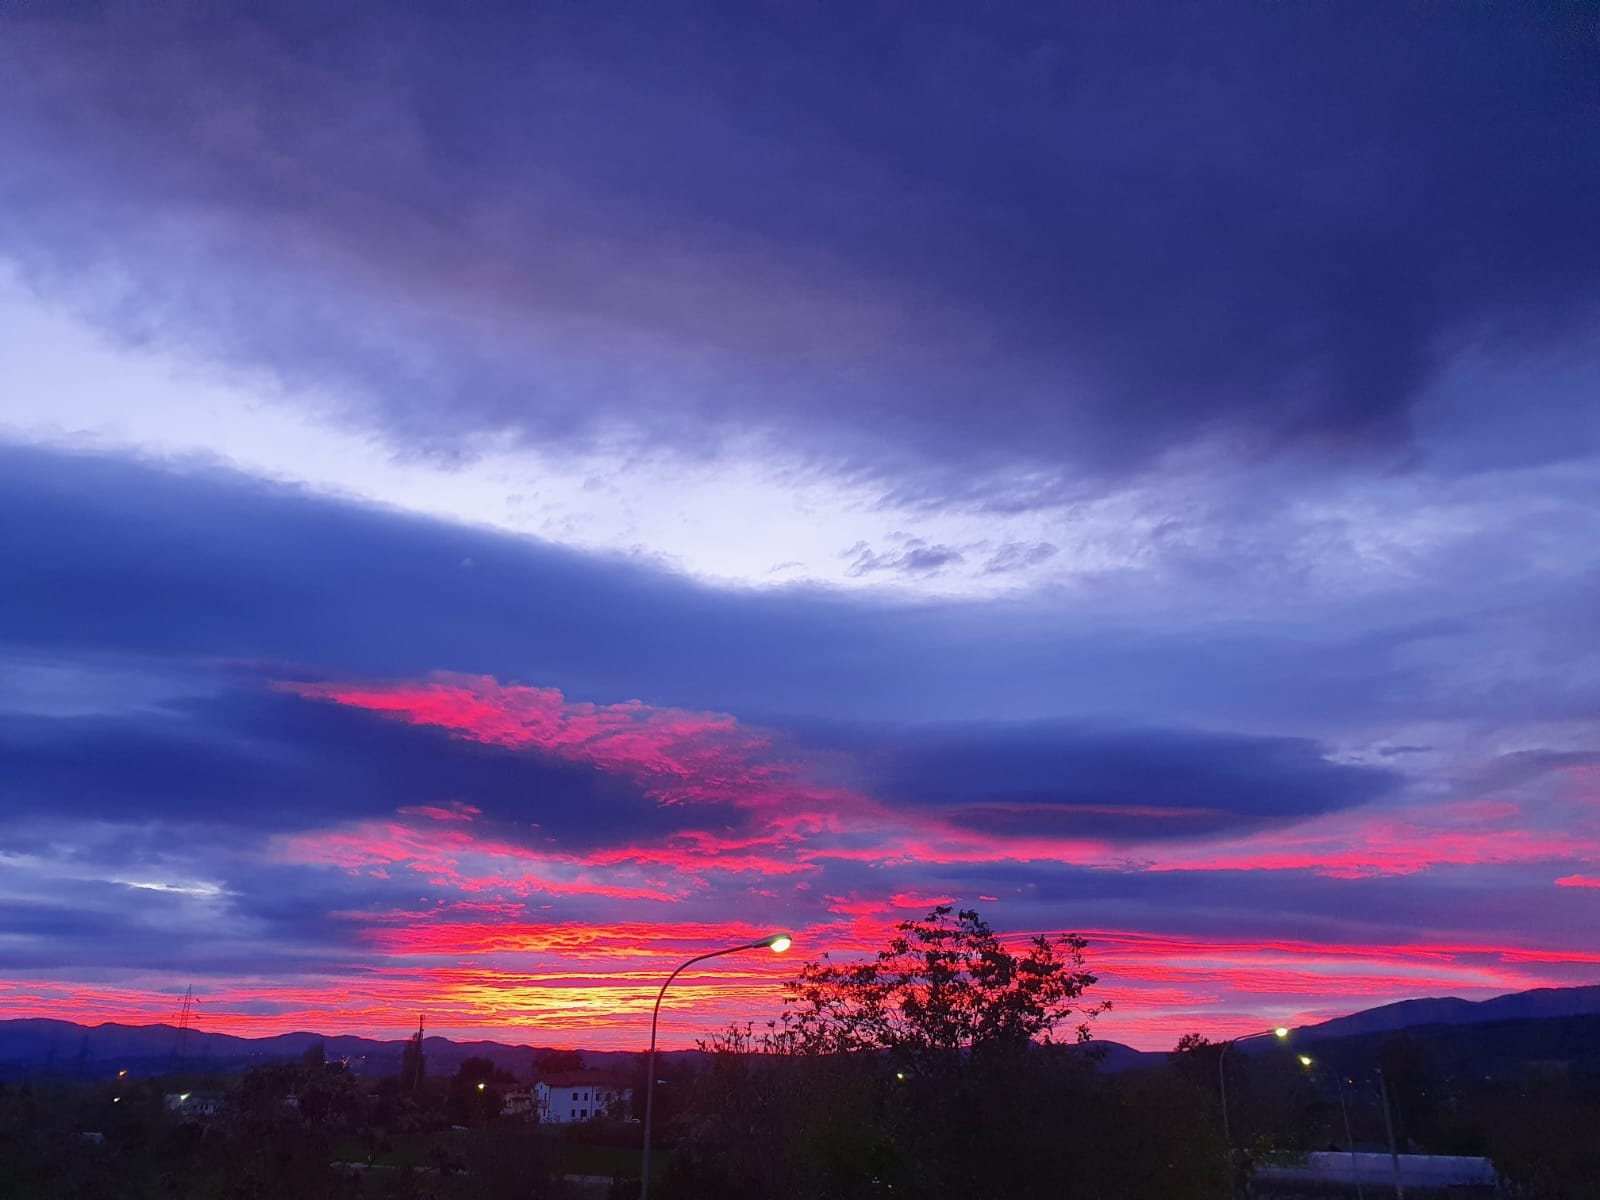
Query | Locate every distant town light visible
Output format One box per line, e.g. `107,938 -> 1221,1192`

1274,1027 -> 1289,1038
477,1081 -> 486,1091
1298,1055 -> 1313,1067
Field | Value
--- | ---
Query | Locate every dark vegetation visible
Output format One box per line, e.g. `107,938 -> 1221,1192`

4,908 -> 1598,1198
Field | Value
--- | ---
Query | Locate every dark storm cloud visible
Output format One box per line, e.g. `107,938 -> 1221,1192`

835,723 -> 1400,840
3,2 -> 1596,498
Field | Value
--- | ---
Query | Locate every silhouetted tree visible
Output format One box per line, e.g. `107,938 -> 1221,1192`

399,1030 -> 425,1090
446,1056 -> 513,1126
1377,1034 -> 1433,1148
456,1055 -> 511,1084
535,1048 -> 584,1075
1486,1069 -> 1600,1198
656,907 -> 1171,1200
780,905 -> 1107,1073
1171,1031 -> 1224,1090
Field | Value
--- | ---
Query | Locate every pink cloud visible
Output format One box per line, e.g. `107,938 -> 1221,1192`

93,672 -> 1564,1050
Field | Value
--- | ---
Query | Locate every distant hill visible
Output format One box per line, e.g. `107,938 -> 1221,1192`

0,1017 -> 662,1081
1295,1012 -> 1600,1085
0,1015 -> 1163,1080
1298,984 -> 1600,1041
5,982 -> 1596,1081
1072,1039 -> 1164,1072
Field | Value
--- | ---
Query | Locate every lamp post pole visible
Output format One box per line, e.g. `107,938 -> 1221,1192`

1218,1026 -> 1289,1198
1297,1054 -> 1363,1200
639,933 -> 792,1200
1335,1070 -> 1363,1200
1376,1067 -> 1405,1200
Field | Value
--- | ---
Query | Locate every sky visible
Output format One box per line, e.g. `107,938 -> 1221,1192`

1,1 -> 1598,1053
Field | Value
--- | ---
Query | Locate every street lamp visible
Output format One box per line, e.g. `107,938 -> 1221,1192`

1219,1026 -> 1290,1196
1298,1053 -> 1363,1200
639,932 -> 793,1200
1219,1027 -> 1289,1151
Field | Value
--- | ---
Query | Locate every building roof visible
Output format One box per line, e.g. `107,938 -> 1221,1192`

538,1070 -> 630,1088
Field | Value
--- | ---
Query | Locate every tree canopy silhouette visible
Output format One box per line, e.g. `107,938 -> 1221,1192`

778,905 -> 1107,1070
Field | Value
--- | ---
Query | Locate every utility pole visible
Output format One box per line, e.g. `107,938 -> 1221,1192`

411,1014 -> 425,1092
1376,1067 -> 1405,1200
171,986 -> 198,1070
1219,1047 -> 1235,1198
1334,1072 -> 1363,1200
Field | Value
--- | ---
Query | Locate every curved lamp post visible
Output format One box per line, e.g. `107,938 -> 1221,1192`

1297,1053 -> 1364,1200
1219,1026 -> 1289,1149
1219,1026 -> 1289,1196
639,933 -> 792,1200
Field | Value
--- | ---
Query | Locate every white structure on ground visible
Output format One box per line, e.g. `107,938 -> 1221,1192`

1255,1152 -> 1497,1195
163,1091 -> 224,1118
532,1071 -> 632,1124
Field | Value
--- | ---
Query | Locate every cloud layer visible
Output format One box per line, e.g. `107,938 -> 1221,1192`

2,449 -> 1597,1046
3,2 -> 1598,500
1,2 -> 1597,1048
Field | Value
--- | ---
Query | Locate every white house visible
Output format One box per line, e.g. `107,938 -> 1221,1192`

532,1071 -> 632,1124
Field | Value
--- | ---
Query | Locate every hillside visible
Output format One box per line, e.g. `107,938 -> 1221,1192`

1299,984 -> 1600,1041
6,981 -> 1599,1082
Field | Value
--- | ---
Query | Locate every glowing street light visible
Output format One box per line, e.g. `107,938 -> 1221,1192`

639,933 -> 792,1200
1219,1026 -> 1292,1187
1298,1052 -> 1364,1200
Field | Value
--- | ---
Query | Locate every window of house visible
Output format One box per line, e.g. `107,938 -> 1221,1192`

580,1108 -> 588,1118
